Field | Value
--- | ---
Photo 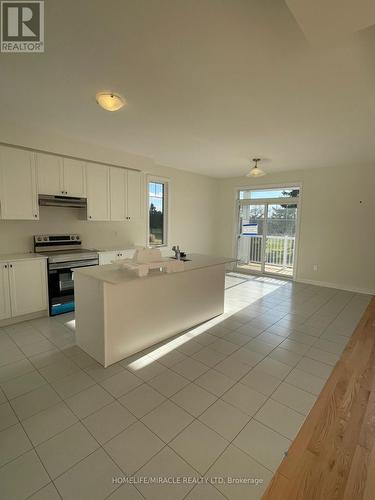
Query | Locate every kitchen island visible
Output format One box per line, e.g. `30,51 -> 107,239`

74,254 -> 234,367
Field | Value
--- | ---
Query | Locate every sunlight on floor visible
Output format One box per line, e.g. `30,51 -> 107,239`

55,272 -> 289,371
126,273 -> 287,370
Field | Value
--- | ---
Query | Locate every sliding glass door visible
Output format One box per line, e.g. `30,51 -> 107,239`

236,187 -> 299,278
237,203 -> 265,274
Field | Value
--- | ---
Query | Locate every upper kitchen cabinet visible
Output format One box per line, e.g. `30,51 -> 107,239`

63,158 -> 86,197
109,167 -> 145,221
36,154 -> 86,197
0,146 -> 39,220
36,152 -> 63,195
127,170 -> 144,221
109,166 -> 127,220
86,163 -> 110,221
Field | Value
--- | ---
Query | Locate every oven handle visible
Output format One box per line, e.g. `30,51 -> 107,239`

49,260 -> 99,270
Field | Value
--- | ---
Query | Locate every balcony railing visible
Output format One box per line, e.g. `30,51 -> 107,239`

238,235 -> 295,269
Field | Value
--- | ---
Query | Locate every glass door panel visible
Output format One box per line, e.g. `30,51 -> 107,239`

236,198 -> 298,278
236,204 -> 265,274
265,203 -> 297,277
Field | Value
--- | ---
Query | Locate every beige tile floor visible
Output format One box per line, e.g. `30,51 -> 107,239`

0,273 -> 371,499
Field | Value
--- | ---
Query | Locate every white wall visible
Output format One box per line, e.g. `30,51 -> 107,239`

216,164 -> 375,294
1,122 -> 374,295
0,123 -> 218,255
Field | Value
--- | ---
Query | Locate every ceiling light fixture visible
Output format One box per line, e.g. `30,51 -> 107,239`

246,158 -> 266,177
96,92 -> 126,112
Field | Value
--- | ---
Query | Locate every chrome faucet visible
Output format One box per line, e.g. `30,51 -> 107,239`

172,245 -> 181,260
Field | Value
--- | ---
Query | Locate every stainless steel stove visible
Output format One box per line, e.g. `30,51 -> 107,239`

34,234 -> 99,316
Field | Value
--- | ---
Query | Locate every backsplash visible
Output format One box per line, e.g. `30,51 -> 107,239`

0,206 -> 145,254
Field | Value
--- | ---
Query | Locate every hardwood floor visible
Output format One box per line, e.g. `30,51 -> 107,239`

262,296 -> 375,500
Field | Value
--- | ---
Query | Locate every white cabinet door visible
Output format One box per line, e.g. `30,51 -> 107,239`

98,251 -> 117,265
117,249 -> 135,259
36,152 -> 63,195
0,264 -> 11,321
8,259 -> 47,317
0,146 -> 39,220
63,158 -> 86,197
126,170 -> 144,221
86,164 -> 110,221
109,167 -> 126,221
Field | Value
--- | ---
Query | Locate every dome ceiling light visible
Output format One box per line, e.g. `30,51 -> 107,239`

96,92 -> 126,112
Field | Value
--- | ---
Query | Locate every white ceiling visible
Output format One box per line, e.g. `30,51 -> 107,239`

1,0 -> 375,178
286,0 -> 375,45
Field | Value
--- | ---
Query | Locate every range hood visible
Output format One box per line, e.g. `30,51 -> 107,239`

38,194 -> 87,208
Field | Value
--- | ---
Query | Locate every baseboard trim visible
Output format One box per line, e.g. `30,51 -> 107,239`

296,278 -> 375,296
0,310 -> 48,328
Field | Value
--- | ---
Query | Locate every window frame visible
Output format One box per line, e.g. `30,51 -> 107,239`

146,175 -> 170,247
232,182 -> 303,280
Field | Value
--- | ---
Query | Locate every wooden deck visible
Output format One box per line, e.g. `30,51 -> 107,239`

262,296 -> 375,500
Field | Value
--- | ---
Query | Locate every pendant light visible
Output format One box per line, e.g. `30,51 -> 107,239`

246,158 -> 266,177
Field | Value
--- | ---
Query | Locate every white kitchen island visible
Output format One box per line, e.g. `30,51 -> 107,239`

74,254 -> 235,367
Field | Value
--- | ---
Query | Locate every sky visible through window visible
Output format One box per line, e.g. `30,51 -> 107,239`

149,182 -> 164,211
240,187 -> 299,200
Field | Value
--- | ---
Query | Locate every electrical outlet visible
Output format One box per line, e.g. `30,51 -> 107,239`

313,264 -> 318,272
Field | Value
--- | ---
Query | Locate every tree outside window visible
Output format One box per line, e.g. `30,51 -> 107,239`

148,181 -> 166,245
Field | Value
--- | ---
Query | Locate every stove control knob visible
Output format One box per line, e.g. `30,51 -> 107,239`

76,235 -> 80,240
37,236 -> 42,242
43,237 -> 48,241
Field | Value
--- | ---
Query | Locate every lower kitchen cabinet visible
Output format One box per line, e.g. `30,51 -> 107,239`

0,258 -> 48,320
98,249 -> 135,265
98,251 -> 117,265
0,264 -> 11,320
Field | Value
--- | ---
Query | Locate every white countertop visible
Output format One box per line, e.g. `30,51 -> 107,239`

90,246 -> 136,252
0,253 -> 47,263
74,254 -> 236,285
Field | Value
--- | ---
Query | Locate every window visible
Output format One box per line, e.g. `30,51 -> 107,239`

148,178 -> 168,246
239,187 -> 300,200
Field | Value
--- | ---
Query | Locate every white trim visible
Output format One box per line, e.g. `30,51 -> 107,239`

293,183 -> 303,281
146,174 -> 170,247
239,196 -> 299,206
234,181 -> 303,192
296,278 -> 375,296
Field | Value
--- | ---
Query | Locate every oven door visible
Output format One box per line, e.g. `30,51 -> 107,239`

48,259 -> 98,316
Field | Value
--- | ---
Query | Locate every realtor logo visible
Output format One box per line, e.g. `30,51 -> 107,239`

1,1 -> 44,52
